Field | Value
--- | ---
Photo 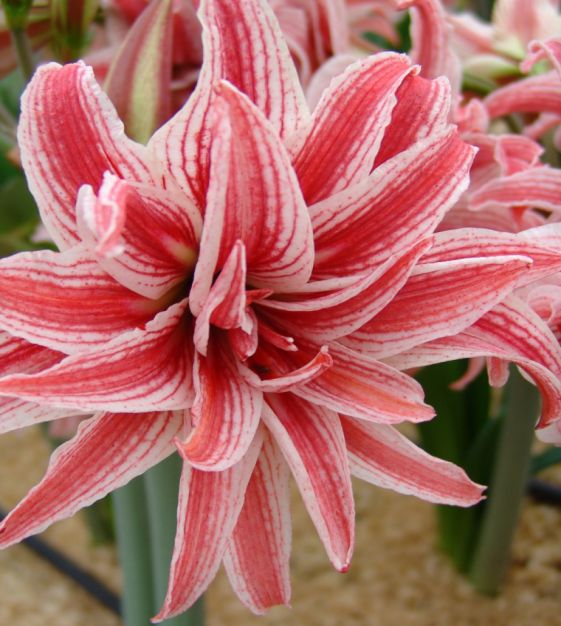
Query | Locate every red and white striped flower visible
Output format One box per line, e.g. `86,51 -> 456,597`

0,0 -> 545,619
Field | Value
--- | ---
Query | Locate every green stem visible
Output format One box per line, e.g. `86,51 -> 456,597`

10,27 -> 35,81
112,477 -> 155,626
144,454 -> 205,625
469,366 -> 540,594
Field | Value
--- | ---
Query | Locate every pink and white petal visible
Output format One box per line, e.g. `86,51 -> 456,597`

18,62 -> 153,250
0,397 -> 81,435
485,72 -> 561,120
77,178 -> 200,299
396,0 -> 458,84
211,83 -> 314,290
294,52 -> 416,204
386,298 -> 561,427
469,167 -> 561,213
178,337 -> 263,471
0,331 -> 64,375
345,255 -> 532,358
78,171 -> 128,257
493,0 -> 561,48
0,410 -> 184,547
0,247 -> 158,354
154,431 -> 263,622
188,105 -> 231,315
239,345 -> 332,393
193,241 -> 250,355
424,226 -> 561,286
341,416 -> 484,505
229,309 -> 260,361
521,37 -> 561,78
224,432 -> 291,614
263,396 -> 354,571
373,73 -> 452,166
310,127 -> 474,276
292,342 -> 435,424
0,301 -> 194,412
258,239 -> 431,343
306,54 -> 356,111
199,0 -> 310,145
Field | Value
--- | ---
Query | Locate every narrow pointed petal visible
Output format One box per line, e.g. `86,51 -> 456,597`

345,255 -> 532,358
342,417 -> 484,506
77,177 -> 201,299
0,410 -> 184,547
216,84 -> 314,289
18,62 -> 153,249
386,297 -> 561,427
373,74 -> 452,166
263,396 -> 354,571
396,0 -> 459,84
239,345 -> 332,393
0,247 -> 157,354
0,396 -> 80,435
292,342 -> 435,424
485,72 -> 561,120
0,332 -> 78,433
178,338 -> 262,471
199,0 -> 309,143
258,239 -> 431,343
193,241 -> 250,356
522,37 -> 561,79
469,167 -> 561,213
224,433 -> 291,614
0,301 -> 193,412
309,127 -> 475,276
190,84 -> 313,311
149,0 -> 310,206
294,52 -> 416,204
104,0 -> 174,143
154,432 -> 262,622
424,226 -> 561,286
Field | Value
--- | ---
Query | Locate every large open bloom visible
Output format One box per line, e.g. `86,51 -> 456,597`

0,0 -> 551,619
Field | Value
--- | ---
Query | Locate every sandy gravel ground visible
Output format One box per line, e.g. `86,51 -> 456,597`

2,426 -> 561,626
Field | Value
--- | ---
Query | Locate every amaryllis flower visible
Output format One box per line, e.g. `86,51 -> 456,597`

0,0 -> 541,619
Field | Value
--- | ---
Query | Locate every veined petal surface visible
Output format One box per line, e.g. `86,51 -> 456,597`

18,62 -> 153,250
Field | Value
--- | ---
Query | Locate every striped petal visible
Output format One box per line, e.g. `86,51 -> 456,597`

199,0 -> 309,144
191,84 -> 314,312
373,73 -> 452,166
224,432 -> 291,614
485,72 -> 561,120
77,175 -> 201,299
292,342 -> 435,424
258,239 -> 431,343
263,395 -> 354,571
424,226 -> 561,286
309,127 -> 475,276
154,431 -> 263,622
469,167 -> 561,213
149,0 -> 309,207
18,61 -> 153,250
0,410 -> 184,547
345,255 -> 532,358
342,417 -> 484,506
0,247 -> 157,354
387,297 -> 561,427
177,336 -> 263,471
293,52 -> 416,204
0,301 -> 193,412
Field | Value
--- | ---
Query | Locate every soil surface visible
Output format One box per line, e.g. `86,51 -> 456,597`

2,426 -> 561,626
